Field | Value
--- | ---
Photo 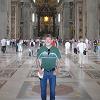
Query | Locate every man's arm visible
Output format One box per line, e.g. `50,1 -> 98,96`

36,58 -> 43,75
36,58 -> 41,70
55,48 -> 62,74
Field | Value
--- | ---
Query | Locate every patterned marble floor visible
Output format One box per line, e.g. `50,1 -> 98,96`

0,47 -> 100,100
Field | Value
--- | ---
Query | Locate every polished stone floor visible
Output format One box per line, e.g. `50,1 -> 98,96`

0,46 -> 100,100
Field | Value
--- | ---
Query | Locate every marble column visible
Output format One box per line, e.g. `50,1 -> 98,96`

20,2 -> 24,38
20,2 -> 31,39
32,13 -> 38,38
53,15 -> 55,37
16,1 -> 20,39
11,0 -> 20,39
60,12 -> 63,39
58,4 -> 64,39
82,0 -> 87,39
86,0 -> 99,40
29,3 -> 33,39
75,0 -> 83,39
74,0 -> 77,39
7,0 -> 11,39
37,15 -> 40,37
63,2 -> 70,40
0,0 -> 8,39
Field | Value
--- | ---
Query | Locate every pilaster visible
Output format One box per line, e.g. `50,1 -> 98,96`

75,0 -> 83,39
86,0 -> 99,40
62,2 -> 71,40
11,0 -> 20,39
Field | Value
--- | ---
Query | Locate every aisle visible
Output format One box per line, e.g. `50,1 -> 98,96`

0,47 -> 100,100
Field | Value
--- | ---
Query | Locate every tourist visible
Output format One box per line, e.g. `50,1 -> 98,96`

36,36 -> 61,100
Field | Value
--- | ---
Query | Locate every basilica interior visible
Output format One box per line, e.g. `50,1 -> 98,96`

0,0 -> 100,40
0,0 -> 100,100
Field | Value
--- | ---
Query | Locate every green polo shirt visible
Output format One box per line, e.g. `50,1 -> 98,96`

37,46 -> 61,71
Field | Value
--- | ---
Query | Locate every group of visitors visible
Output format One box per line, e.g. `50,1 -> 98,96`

64,38 -> 87,67
93,40 -> 100,54
0,36 -> 100,100
64,38 -> 100,68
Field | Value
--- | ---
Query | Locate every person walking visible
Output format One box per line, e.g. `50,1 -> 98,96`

36,36 -> 61,100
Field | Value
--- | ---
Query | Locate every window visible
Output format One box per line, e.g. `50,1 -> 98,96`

58,14 -> 60,22
57,0 -> 60,3
33,0 -> 35,3
32,13 -> 35,22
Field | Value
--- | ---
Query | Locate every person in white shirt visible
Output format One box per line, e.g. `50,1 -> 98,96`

85,38 -> 89,50
77,39 -> 86,67
1,38 -> 7,53
65,41 -> 70,54
29,40 -> 35,56
18,40 -> 23,52
7,39 -> 10,46
6,39 -> 11,50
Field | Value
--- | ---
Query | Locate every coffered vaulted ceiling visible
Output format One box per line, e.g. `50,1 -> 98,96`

35,0 -> 58,7
34,0 -> 58,16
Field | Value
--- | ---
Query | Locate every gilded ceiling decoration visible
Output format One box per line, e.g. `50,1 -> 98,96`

35,0 -> 58,7
35,0 -> 57,16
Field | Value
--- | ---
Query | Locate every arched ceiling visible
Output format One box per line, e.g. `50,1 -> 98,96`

35,0 -> 58,7
34,0 -> 58,16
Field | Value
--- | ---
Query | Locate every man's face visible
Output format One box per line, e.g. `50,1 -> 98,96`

45,37 -> 52,46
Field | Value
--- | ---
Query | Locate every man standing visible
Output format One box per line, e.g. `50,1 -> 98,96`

36,36 -> 61,100
65,40 -> 70,54
1,38 -> 7,53
77,39 -> 87,67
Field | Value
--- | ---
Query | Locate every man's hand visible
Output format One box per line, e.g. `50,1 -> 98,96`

37,68 -> 44,79
38,68 -> 44,75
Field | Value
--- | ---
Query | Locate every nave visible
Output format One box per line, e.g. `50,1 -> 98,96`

0,46 -> 100,100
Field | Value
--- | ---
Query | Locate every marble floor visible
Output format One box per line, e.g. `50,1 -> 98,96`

0,46 -> 100,100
